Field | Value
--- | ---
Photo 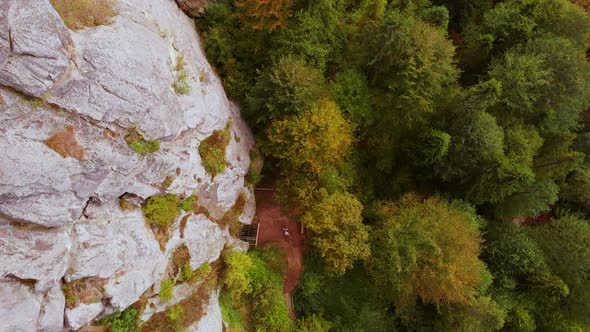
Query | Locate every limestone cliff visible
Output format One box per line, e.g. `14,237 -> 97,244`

0,0 -> 255,330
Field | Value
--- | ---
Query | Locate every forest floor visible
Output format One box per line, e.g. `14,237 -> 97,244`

254,189 -> 305,295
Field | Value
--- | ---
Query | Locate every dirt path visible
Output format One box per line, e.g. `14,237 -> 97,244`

254,189 -> 304,294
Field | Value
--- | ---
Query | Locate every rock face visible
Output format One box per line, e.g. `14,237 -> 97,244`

0,0 -> 255,330
175,0 -> 211,17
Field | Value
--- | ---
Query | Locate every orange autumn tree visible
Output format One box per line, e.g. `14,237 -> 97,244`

235,0 -> 293,31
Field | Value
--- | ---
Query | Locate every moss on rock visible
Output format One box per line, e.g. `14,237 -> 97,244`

142,194 -> 181,228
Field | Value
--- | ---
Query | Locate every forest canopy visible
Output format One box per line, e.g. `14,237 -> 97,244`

197,0 -> 590,330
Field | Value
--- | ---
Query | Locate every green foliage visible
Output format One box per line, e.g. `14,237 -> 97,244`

142,194 -> 181,227
220,291 -> 248,331
297,314 -> 333,332
99,307 -> 140,332
263,100 -> 352,175
159,278 -> 174,302
195,1 -> 590,329
199,124 -> 231,177
368,194 -> 485,312
222,249 -> 294,332
301,191 -> 370,274
294,253 -> 396,332
166,304 -> 185,321
179,195 -> 198,212
223,250 -> 253,303
494,179 -> 559,219
124,129 -> 160,156
484,222 -> 548,285
528,215 -> 590,326
362,10 -> 457,124
331,69 -> 373,130
246,55 -> 326,127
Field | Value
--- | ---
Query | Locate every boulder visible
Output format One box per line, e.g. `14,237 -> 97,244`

184,214 -> 226,269
65,302 -> 104,330
0,224 -> 70,282
0,280 -> 42,332
0,0 -> 72,97
190,290 -> 223,332
38,283 -> 66,332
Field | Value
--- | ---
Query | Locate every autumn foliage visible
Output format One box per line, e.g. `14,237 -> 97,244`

235,0 -> 293,31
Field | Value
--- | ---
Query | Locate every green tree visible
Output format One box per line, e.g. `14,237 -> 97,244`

363,10 -> 457,124
246,55 -> 327,127
301,191 -> 370,274
331,69 -> 373,130
223,250 -> 253,303
484,222 -> 548,286
368,194 -> 485,312
528,215 -> 590,326
263,100 -> 353,175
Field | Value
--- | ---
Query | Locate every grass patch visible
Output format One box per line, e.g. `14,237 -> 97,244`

124,128 -> 160,156
50,0 -> 118,30
198,124 -> 231,177
98,306 -> 140,332
61,277 -> 105,309
142,194 -> 181,228
172,55 -> 191,95
44,126 -> 85,160
159,278 -> 174,302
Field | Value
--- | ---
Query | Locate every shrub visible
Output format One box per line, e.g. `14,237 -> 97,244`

198,124 -> 231,177
99,307 -> 140,332
124,128 -> 160,156
142,194 -> 181,227
50,0 -> 118,30
166,304 -> 185,321
159,278 -> 174,302
220,291 -> 248,331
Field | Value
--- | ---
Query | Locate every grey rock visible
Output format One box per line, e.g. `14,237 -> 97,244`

66,201 -> 163,284
184,214 -> 226,269
0,0 -> 257,329
37,283 -> 66,332
65,302 -> 104,330
0,0 -> 72,97
189,290 -> 222,332
0,280 -> 42,332
0,224 -> 70,282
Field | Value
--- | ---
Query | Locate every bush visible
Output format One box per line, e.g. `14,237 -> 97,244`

199,124 -> 231,177
99,307 -> 140,332
166,304 -> 185,321
159,278 -> 174,302
124,128 -> 160,156
142,194 -> 181,227
50,0 -> 118,30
